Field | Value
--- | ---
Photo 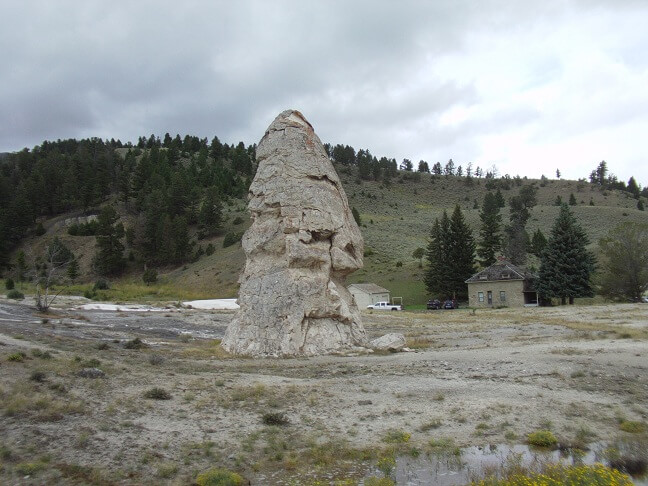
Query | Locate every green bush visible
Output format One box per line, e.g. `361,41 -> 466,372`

206,243 -> 215,256
5,278 -> 14,290
261,412 -> 289,426
196,467 -> 245,486
94,279 -> 110,290
223,232 -> 243,248
143,387 -> 172,400
6,289 -> 24,300
527,429 -> 558,447
124,337 -> 147,349
232,216 -> 244,225
142,268 -> 157,285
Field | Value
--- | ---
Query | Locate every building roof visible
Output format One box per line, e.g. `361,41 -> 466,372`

465,261 -> 536,284
348,283 -> 390,294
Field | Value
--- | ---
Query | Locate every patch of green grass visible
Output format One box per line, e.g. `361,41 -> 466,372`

7,351 -> 26,362
196,467 -> 245,485
619,420 -> 645,433
382,429 -> 411,444
527,429 -> 558,448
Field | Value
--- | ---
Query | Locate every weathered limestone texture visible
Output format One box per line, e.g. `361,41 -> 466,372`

221,110 -> 367,356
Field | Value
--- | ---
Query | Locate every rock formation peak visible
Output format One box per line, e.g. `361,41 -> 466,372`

221,110 -> 367,356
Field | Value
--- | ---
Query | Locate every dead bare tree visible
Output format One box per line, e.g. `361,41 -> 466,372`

28,238 -> 74,312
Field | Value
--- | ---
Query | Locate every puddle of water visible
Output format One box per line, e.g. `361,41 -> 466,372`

365,443 -> 648,485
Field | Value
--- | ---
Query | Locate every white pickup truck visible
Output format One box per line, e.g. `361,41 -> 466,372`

366,301 -> 403,311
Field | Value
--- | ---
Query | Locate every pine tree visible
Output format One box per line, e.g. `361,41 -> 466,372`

638,199 -> 645,211
447,205 -> 476,300
67,258 -> 80,282
530,228 -> 547,257
494,189 -> 505,208
424,214 -> 452,298
569,193 -> 577,206
627,176 -> 640,197
198,186 -> 223,238
477,192 -> 502,267
536,205 -> 596,304
93,205 -> 125,276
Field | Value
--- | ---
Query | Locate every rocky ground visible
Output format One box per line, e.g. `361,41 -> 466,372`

0,296 -> 647,485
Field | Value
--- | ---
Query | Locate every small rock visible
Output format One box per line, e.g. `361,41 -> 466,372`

370,333 -> 406,351
358,400 -> 372,405
77,367 -> 105,379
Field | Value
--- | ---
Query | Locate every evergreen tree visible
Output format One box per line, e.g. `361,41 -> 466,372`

477,192 -> 502,267
530,228 -> 547,257
638,199 -> 645,211
93,205 -> 126,276
417,161 -> 429,173
171,216 -> 191,263
424,214 -> 452,298
569,193 -> 577,206
67,257 -> 80,282
198,186 -> 223,238
447,205 -> 476,300
627,176 -> 640,197
494,189 -> 505,208
536,205 -> 596,305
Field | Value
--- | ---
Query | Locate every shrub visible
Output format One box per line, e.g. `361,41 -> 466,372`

196,467 -> 245,486
232,216 -> 244,225
527,430 -> 558,448
143,387 -> 172,400
7,352 -> 26,362
34,222 -> 46,236
30,371 -> 47,382
262,412 -> 289,426
6,289 -> 24,300
223,232 -> 243,248
148,354 -> 165,365
93,279 -> 109,290
382,429 -> 411,444
142,268 -> 158,285
205,243 -> 215,256
5,278 -> 14,290
124,337 -> 147,349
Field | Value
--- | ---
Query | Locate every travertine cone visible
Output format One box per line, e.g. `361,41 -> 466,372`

221,110 -> 367,356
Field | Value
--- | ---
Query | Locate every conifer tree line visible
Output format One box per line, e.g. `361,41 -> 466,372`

0,135 -> 256,273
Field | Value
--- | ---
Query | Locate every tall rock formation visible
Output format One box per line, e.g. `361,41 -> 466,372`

221,110 -> 367,356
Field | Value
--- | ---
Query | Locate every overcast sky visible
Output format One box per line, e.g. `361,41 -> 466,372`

2,1 -> 647,184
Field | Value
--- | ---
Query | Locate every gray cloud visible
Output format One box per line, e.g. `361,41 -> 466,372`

2,0 -> 648,184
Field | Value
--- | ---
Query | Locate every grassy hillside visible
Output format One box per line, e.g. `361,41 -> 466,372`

10,167 -> 648,306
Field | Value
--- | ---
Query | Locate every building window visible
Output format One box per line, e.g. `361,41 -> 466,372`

500,291 -> 506,302
487,291 -> 493,305
478,292 -> 484,302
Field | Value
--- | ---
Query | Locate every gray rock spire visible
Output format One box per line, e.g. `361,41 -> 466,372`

221,110 -> 367,356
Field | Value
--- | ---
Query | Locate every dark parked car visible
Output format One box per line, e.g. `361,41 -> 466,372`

443,299 -> 457,309
427,299 -> 441,310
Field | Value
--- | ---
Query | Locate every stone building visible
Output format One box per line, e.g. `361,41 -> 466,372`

465,261 -> 538,308
348,283 -> 391,308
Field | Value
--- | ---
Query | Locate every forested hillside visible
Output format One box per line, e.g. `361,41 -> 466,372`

1,137 -> 647,305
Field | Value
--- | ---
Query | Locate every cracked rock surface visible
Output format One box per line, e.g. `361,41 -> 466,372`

221,110 -> 367,356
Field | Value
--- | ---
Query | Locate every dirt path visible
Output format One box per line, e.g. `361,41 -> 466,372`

1,298 -> 646,485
